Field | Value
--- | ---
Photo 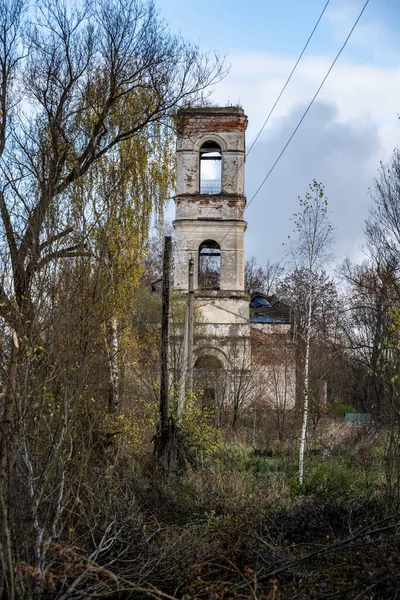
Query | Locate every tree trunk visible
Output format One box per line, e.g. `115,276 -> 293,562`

107,315 -> 120,413
0,330 -> 19,600
0,331 -> 19,487
105,250 -> 119,413
298,279 -> 312,485
252,402 -> 257,447
177,256 -> 194,419
157,236 -> 172,472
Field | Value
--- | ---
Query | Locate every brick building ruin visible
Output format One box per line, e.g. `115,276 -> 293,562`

173,106 -> 296,415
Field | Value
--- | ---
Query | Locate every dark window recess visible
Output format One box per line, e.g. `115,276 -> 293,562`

195,355 -> 223,370
200,141 -> 222,194
194,355 -> 224,409
198,240 -> 220,289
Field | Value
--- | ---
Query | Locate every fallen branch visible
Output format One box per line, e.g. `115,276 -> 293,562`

231,511 -> 400,592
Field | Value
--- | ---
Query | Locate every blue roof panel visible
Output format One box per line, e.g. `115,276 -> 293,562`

251,314 -> 281,323
250,296 -> 272,309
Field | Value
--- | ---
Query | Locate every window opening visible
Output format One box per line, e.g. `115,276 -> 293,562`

200,141 -> 222,194
198,240 -> 220,289
194,355 -> 224,411
195,355 -> 223,370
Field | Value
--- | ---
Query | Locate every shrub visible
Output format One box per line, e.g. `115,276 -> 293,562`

327,397 -> 356,418
305,455 -> 375,499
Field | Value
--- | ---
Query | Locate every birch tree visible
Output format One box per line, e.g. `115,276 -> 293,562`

83,126 -> 174,412
0,0 -> 224,342
289,181 -> 333,485
0,1 -> 224,594
245,256 -> 284,295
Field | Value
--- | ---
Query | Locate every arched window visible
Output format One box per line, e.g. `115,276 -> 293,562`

200,141 -> 222,194
198,240 -> 220,290
194,355 -> 224,409
195,355 -> 224,370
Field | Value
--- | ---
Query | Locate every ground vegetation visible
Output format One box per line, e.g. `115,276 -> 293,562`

1,1 -> 400,596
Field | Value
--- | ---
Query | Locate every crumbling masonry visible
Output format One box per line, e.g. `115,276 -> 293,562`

173,106 -> 296,413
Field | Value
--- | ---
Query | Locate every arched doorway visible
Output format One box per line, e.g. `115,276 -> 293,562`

194,353 -> 226,415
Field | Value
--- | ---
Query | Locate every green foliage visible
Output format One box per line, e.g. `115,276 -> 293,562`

304,455 -> 377,499
132,287 -> 162,332
245,455 -> 277,474
197,510 -> 233,536
102,407 -> 158,458
289,475 -> 308,495
180,395 -> 223,460
216,444 -> 253,463
198,443 -> 381,503
328,397 -> 356,418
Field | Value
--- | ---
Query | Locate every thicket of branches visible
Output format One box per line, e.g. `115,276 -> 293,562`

1,0 -> 400,596
0,0 -> 226,596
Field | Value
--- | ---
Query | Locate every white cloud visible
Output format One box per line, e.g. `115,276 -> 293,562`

243,100 -> 379,264
206,49 -> 400,265
326,0 -> 387,47
213,52 -> 400,148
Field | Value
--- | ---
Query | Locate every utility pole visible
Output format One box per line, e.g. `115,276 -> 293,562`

252,401 -> 257,448
157,235 -> 172,469
0,331 -> 19,490
177,256 -> 194,418
187,255 -> 194,395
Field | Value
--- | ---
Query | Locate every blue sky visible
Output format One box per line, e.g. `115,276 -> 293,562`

158,0 -> 400,266
157,0 -> 399,63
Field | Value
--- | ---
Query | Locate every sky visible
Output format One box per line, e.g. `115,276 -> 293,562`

156,0 -> 400,267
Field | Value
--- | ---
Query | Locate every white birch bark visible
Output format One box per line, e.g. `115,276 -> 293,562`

291,181 -> 333,486
105,251 -> 119,413
108,315 -> 120,412
298,274 -> 313,485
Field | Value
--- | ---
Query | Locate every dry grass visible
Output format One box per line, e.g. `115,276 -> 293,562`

11,415 -> 400,599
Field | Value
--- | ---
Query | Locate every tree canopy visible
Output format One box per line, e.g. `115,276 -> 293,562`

0,0 -> 224,335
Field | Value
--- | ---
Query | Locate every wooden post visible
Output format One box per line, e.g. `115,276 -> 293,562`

0,331 -> 19,600
178,256 -> 194,418
187,256 -> 194,395
158,236 -> 172,468
0,331 -> 19,489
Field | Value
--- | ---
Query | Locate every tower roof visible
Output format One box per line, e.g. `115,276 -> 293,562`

176,106 -> 248,137
177,106 -> 245,117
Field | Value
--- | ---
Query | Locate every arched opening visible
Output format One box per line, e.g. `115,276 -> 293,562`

198,240 -> 220,290
200,141 -> 222,194
194,354 -> 225,410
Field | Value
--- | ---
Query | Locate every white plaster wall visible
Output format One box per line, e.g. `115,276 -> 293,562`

257,362 -> 297,411
177,129 -> 245,153
176,148 -> 245,196
251,323 -> 293,336
222,152 -> 245,195
176,152 -> 198,195
196,298 -> 250,324
173,110 -> 296,416
174,196 -> 245,221
176,115 -> 246,196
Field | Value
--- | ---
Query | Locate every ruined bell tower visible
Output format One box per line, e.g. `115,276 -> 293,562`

172,106 -> 296,412
173,106 -> 251,380
174,106 -> 249,322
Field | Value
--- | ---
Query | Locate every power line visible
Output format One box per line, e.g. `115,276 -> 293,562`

246,0 -> 331,159
174,0 -> 332,265
216,0 -> 370,251
246,0 -> 370,212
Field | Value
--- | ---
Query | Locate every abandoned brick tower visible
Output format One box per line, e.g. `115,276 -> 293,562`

173,106 -> 296,412
173,106 -> 252,406
174,106 -> 248,303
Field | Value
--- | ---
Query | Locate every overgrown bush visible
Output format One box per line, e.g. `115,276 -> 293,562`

328,396 -> 356,417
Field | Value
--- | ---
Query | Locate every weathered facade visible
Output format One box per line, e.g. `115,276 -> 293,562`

173,106 -> 296,413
